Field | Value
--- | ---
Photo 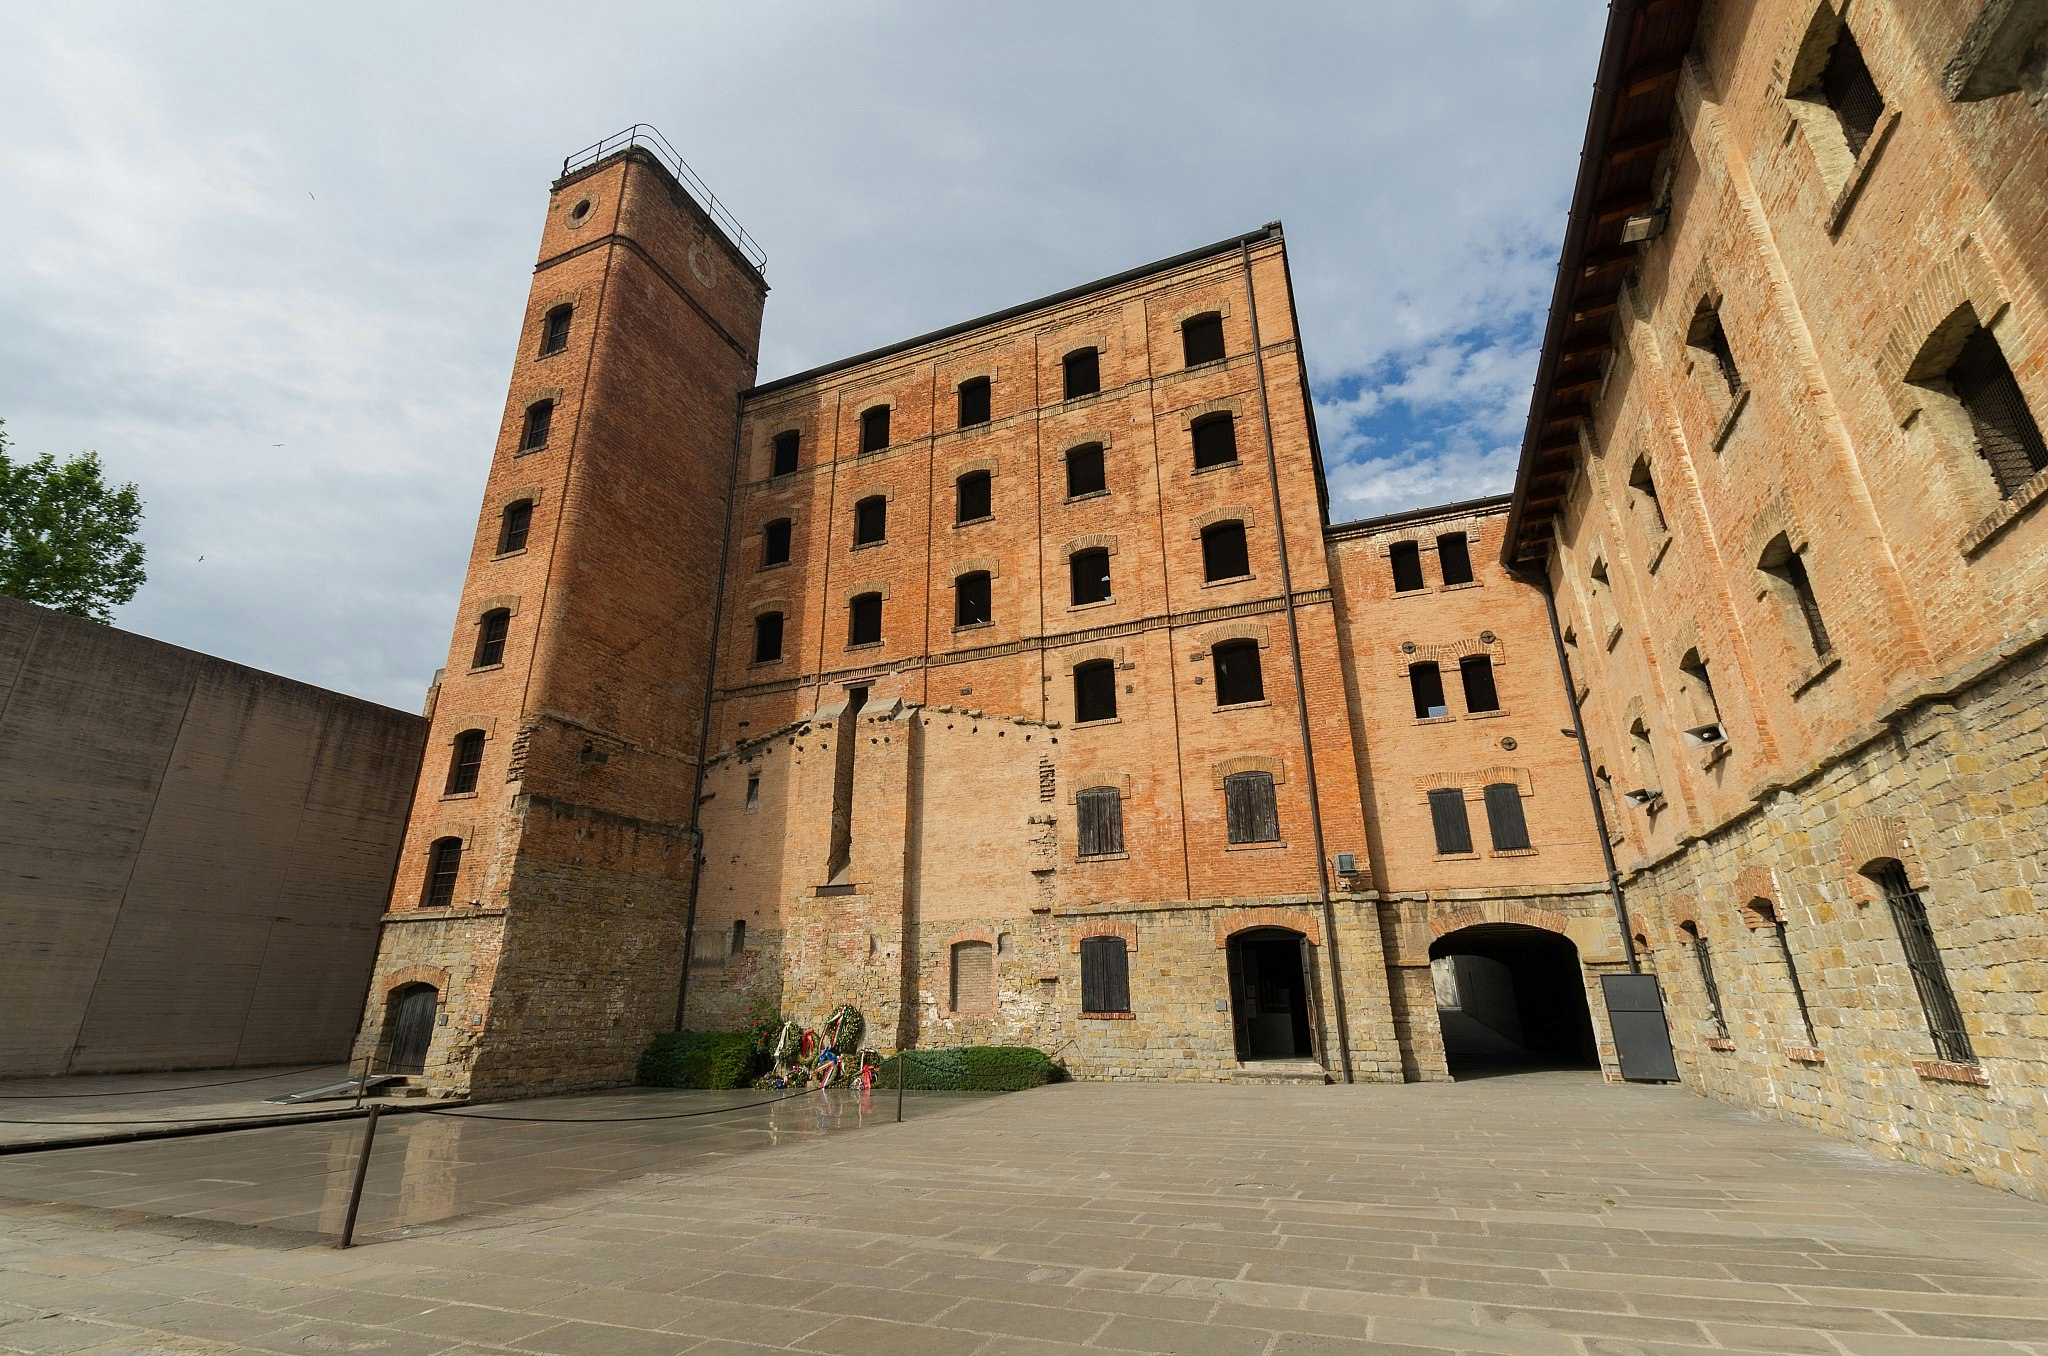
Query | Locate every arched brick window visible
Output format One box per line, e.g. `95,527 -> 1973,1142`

1073,659 -> 1116,723
1076,785 -> 1124,856
752,611 -> 784,664
1080,935 -> 1131,1014
473,609 -> 510,668
1223,771 -> 1279,844
761,518 -> 792,567
1212,640 -> 1264,707
1867,861 -> 1974,1065
956,469 -> 992,523
1191,412 -> 1238,469
498,500 -> 533,555
954,571 -> 992,628
519,399 -> 553,452
1181,312 -> 1225,367
1200,521 -> 1249,581
422,837 -> 462,909
445,730 -> 485,795
539,304 -> 572,356
957,376 -> 991,428
1063,347 -> 1100,399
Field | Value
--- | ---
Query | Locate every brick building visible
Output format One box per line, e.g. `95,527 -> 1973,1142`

353,0 -> 2048,1200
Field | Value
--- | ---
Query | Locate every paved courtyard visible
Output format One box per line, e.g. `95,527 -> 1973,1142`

3,1072 -> 2048,1355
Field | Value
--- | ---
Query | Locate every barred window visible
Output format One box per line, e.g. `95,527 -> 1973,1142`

1818,21 -> 1883,158
1871,862 -> 1974,1065
1182,312 -> 1225,367
1481,782 -> 1530,852
446,730 -> 485,796
1689,302 -> 1741,396
1427,787 -> 1472,855
1682,921 -> 1729,1040
1949,326 -> 2048,498
422,837 -> 462,909
1077,786 -> 1124,857
1224,771 -> 1279,844
1080,935 -> 1131,1014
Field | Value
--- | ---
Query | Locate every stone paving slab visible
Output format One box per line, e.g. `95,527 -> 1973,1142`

2,1071 -> 2047,1355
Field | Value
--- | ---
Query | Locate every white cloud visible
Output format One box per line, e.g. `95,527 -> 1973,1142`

0,1 -> 1602,705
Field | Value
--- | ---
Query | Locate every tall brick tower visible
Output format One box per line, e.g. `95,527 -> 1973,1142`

353,132 -> 768,1096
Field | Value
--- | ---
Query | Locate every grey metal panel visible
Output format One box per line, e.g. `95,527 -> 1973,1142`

1601,973 -> 1679,1081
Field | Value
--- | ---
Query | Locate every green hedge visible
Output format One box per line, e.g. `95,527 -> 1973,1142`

638,1030 -> 760,1089
878,1046 -> 1060,1091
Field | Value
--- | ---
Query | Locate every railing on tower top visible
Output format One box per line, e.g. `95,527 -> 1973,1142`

561,125 -> 767,274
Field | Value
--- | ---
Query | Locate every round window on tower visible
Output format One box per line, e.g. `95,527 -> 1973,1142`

567,197 -> 594,228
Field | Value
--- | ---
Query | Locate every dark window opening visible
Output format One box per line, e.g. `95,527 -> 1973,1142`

1191,413 -> 1238,469
1181,312 -> 1225,367
1409,661 -> 1448,719
1872,862 -> 1975,1065
1065,442 -> 1106,498
745,773 -> 760,810
446,729 -> 485,795
1427,787 -> 1473,855
1482,782 -> 1530,851
957,377 -> 991,428
731,919 -> 747,955
771,431 -> 800,477
847,594 -> 882,647
1080,935 -> 1131,1013
1682,922 -> 1730,1040
1201,521 -> 1250,581
853,495 -> 887,546
954,571 -> 992,628
1762,539 -> 1831,658
1069,547 -> 1112,606
761,518 -> 792,567
1690,304 -> 1742,396
825,684 -> 867,882
1819,22 -> 1884,158
1949,326 -> 2048,498
1437,532 -> 1474,585
539,304 -> 572,356
956,470 -> 992,523
474,609 -> 510,668
423,837 -> 462,909
1629,457 -> 1668,535
1073,659 -> 1116,723
1458,654 -> 1500,713
1212,639 -> 1265,706
860,404 -> 890,453
519,399 -> 553,452
498,500 -> 533,554
1077,786 -> 1124,857
1063,347 -> 1100,400
753,611 -> 784,663
1390,540 -> 1425,592
1224,771 -> 1280,844
1679,649 -> 1726,746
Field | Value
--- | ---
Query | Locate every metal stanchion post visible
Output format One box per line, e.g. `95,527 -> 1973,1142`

336,1104 -> 382,1249
352,1054 -> 367,1111
895,1047 -> 906,1124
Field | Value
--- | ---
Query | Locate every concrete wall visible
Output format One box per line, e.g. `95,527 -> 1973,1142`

0,596 -> 426,1076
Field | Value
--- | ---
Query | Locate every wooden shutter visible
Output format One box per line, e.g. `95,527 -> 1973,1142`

1482,782 -> 1530,851
951,941 -> 994,1013
1225,772 -> 1279,844
1427,788 -> 1472,855
1080,936 -> 1130,1013
1077,787 -> 1124,856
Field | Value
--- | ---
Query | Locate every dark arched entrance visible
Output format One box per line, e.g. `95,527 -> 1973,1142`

1428,924 -> 1597,1077
384,983 -> 439,1074
1226,927 -> 1315,1061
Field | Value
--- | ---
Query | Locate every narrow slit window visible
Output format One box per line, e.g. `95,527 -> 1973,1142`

1076,786 -> 1124,857
1629,457 -> 1668,535
771,430 -> 800,477
1872,863 -> 1975,1065
859,405 -> 890,454
1949,326 -> 2048,498
1682,922 -> 1730,1040
954,571 -> 992,628
1437,533 -> 1474,585
1069,547 -> 1112,606
1458,655 -> 1500,713
1080,936 -> 1131,1014
1201,521 -> 1250,581
1427,788 -> 1473,855
1689,304 -> 1742,396
474,609 -> 510,668
1819,22 -> 1884,158
731,919 -> 747,954
519,399 -> 553,452
1390,540 -> 1425,592
1065,442 -> 1106,497
847,594 -> 883,647
539,304 -> 572,356
1181,312 -> 1225,367
1191,413 -> 1238,469
1678,649 -> 1726,747
853,495 -> 887,546
752,611 -> 784,663
956,470 -> 992,523
422,837 -> 462,909
1211,639 -> 1265,706
1063,347 -> 1100,399
761,518 -> 792,567
745,773 -> 760,811
446,730 -> 485,795
957,377 -> 991,428
1073,659 -> 1117,722
1481,782 -> 1530,852
1409,661 -> 1448,719
1761,538 -> 1831,658
1223,771 -> 1280,844
498,500 -> 533,554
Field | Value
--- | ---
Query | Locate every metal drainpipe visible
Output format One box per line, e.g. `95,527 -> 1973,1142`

675,389 -> 750,1028
1240,240 -> 1354,1083
1516,562 -> 1639,973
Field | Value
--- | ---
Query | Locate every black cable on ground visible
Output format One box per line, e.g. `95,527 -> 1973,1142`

421,1084 -> 850,1124
0,1064 -> 338,1099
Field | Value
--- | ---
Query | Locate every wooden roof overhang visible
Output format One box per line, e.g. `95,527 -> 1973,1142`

1501,0 -> 1704,572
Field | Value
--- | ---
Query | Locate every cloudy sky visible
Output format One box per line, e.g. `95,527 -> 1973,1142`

0,2 -> 1604,710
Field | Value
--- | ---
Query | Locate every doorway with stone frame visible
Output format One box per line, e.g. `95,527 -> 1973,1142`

1225,927 -> 1317,1063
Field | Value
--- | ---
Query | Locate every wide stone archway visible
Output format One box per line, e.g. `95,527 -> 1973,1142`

1428,922 -> 1598,1078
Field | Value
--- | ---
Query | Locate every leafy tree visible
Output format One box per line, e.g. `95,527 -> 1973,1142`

0,420 -> 147,622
